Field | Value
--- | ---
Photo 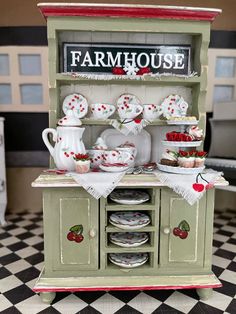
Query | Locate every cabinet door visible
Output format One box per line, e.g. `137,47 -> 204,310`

160,188 -> 206,268
44,188 -> 98,271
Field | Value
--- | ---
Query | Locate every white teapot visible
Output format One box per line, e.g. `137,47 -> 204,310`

42,110 -> 86,171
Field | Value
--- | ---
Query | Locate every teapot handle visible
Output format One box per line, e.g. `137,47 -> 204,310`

42,128 -> 57,158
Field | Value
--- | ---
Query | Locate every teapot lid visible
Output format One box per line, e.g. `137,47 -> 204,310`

58,109 -> 82,126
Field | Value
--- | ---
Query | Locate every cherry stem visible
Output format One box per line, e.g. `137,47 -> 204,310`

199,173 -> 209,184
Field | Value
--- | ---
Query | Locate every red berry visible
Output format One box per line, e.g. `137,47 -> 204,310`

75,234 -> 84,243
67,232 -> 76,241
192,183 -> 205,192
179,230 -> 188,239
173,227 -> 181,236
112,67 -> 125,75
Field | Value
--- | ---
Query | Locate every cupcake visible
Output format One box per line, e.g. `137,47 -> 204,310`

160,150 -> 178,166
187,126 -> 203,141
178,150 -> 195,168
194,151 -> 207,167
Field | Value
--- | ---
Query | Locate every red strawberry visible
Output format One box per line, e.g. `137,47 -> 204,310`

192,183 -> 205,192
137,67 -> 151,75
112,67 -> 125,75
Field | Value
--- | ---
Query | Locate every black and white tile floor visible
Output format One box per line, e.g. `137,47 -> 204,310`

0,208 -> 236,314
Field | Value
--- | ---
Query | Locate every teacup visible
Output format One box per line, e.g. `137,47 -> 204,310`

117,103 -> 143,119
87,149 -> 105,168
116,146 -> 137,165
142,104 -> 162,120
103,150 -> 133,165
90,103 -> 116,120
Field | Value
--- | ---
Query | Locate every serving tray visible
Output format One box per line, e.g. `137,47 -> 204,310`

157,163 -> 205,174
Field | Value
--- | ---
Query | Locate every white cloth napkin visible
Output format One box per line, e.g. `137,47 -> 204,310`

66,171 -> 126,199
154,169 -> 223,205
110,118 -> 150,135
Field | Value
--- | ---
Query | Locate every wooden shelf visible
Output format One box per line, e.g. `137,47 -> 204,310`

106,204 -> 156,211
106,224 -> 155,233
55,73 -> 201,86
105,243 -> 154,253
81,118 -> 168,126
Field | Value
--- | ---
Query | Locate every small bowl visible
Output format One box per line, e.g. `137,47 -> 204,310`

90,103 -> 116,120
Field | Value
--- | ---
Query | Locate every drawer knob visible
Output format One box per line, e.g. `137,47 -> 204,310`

89,229 -> 96,238
163,227 -> 171,234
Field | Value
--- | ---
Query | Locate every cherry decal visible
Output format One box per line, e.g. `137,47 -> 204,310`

173,220 -> 190,240
192,183 -> 205,192
67,224 -> 84,244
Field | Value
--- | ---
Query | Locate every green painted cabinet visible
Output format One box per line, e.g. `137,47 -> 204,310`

43,188 -> 99,273
160,188 -> 206,269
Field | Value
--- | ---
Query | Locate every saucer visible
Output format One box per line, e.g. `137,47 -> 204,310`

62,93 -> 88,118
109,232 -> 149,247
109,212 -> 150,230
109,252 -> 148,268
109,189 -> 150,205
99,163 -> 130,173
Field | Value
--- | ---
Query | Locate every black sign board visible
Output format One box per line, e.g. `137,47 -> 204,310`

63,43 -> 191,75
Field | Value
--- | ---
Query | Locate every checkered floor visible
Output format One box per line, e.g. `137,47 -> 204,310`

0,209 -> 236,314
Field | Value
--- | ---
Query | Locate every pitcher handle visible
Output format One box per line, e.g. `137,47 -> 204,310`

42,128 -> 57,158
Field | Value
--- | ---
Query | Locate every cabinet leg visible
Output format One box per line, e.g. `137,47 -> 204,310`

196,288 -> 213,300
40,292 -> 56,304
0,203 -> 7,226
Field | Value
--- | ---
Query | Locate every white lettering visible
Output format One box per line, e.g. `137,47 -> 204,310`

123,52 -> 137,66
107,52 -> 122,67
136,53 -> 150,67
174,54 -> 185,69
70,51 -> 82,66
94,51 -> 106,67
163,54 -> 173,69
81,51 -> 94,67
150,53 -> 163,68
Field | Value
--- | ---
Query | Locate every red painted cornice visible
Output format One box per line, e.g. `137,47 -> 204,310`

38,3 -> 221,22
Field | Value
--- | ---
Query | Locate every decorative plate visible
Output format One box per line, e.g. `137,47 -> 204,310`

62,93 -> 88,118
157,163 -> 205,174
109,189 -> 150,205
109,252 -> 148,268
109,212 -> 150,230
99,164 -> 130,173
116,93 -> 141,107
160,94 -> 188,119
100,129 -> 151,166
161,140 -> 202,147
109,232 -> 149,247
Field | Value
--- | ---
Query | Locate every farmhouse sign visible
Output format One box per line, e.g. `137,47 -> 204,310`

63,43 -> 191,75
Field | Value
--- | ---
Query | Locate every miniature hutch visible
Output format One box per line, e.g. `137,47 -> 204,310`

33,3 -> 222,303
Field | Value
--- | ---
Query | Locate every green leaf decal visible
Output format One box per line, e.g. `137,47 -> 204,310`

178,220 -> 190,232
70,224 -> 83,234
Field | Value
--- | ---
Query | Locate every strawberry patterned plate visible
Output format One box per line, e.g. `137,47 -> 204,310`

109,232 -> 149,247
109,189 -> 150,205
109,253 -> 148,268
160,94 -> 188,119
109,212 -> 150,229
62,93 -> 88,118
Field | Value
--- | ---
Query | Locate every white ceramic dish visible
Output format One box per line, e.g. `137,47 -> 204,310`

109,232 -> 149,248
116,93 -> 141,107
109,189 -> 150,205
161,94 -> 188,119
157,163 -> 205,174
161,140 -> 202,147
109,212 -> 150,230
62,93 -> 88,118
100,129 -> 151,166
109,253 -> 148,268
99,164 -> 130,173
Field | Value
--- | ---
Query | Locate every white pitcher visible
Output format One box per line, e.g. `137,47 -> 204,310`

42,110 -> 86,171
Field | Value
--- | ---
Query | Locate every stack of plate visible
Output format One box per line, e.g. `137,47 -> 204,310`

109,232 -> 149,247
109,189 -> 150,205
109,252 -> 148,268
109,212 -> 150,230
